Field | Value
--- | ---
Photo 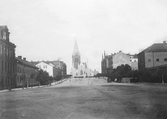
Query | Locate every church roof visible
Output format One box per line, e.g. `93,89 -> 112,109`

72,40 -> 80,55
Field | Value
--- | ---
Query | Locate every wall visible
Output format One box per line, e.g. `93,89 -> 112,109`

0,39 -> 16,89
36,62 -> 53,76
113,52 -> 131,69
16,59 -> 38,87
145,52 -> 167,68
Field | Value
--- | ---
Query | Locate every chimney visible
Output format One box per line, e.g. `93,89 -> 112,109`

163,41 -> 166,44
18,56 -> 22,59
23,58 -> 26,61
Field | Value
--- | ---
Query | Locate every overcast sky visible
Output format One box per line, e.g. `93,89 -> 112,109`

1,0 -> 167,73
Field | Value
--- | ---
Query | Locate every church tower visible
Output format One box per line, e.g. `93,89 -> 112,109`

72,40 -> 81,69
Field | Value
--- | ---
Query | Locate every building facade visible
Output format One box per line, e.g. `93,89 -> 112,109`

0,26 -> 16,89
35,61 -> 62,78
129,54 -> 138,70
101,51 -> 138,75
112,51 -> 131,69
32,60 -> 66,77
45,60 -> 67,76
71,40 -> 92,78
101,52 -> 113,74
16,56 -> 39,87
138,41 -> 167,71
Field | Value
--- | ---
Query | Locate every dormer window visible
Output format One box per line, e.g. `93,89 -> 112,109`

164,58 -> 167,61
156,58 -> 159,62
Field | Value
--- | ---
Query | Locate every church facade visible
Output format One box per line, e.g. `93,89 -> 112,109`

71,40 -> 93,78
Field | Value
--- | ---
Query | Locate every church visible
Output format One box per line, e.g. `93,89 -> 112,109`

71,40 -> 93,78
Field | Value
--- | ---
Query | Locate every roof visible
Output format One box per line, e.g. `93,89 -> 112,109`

32,61 -> 63,70
140,42 -> 167,53
72,40 -> 80,56
31,60 -> 65,67
0,25 -> 8,30
31,61 -> 39,65
16,57 -> 38,69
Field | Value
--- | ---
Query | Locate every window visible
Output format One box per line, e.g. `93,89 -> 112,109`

164,58 -> 167,61
6,48 -> 8,56
148,59 -> 151,62
43,65 -> 47,68
156,58 -> 159,62
2,61 -> 3,71
0,45 -> 2,55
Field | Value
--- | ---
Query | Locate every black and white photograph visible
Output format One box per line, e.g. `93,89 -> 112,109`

0,0 -> 167,119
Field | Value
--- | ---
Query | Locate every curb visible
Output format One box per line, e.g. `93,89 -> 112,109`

0,78 -> 70,93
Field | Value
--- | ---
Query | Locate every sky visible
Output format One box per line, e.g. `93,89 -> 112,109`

0,0 -> 167,73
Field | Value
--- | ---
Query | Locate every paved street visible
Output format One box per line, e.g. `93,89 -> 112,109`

0,78 -> 167,119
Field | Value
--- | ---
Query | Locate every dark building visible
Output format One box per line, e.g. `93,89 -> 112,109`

16,56 -> 39,88
138,41 -> 167,71
0,26 -> 16,89
101,51 -> 113,75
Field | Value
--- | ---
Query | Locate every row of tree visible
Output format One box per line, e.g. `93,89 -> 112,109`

19,70 -> 63,88
95,64 -> 167,83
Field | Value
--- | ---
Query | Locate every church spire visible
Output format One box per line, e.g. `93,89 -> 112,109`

73,39 -> 80,56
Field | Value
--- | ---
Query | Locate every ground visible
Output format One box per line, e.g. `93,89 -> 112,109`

0,78 -> 167,119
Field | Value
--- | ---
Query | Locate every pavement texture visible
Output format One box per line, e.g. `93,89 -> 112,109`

0,78 -> 167,119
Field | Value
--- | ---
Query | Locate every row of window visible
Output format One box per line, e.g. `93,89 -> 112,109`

130,59 -> 137,62
17,66 -> 36,74
1,60 -> 15,73
0,44 -> 14,58
148,58 -> 167,62
0,76 -> 17,89
37,65 -> 47,69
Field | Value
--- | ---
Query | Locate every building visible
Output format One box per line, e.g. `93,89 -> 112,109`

101,52 -> 113,74
0,26 -> 16,89
93,70 -> 99,76
71,40 -> 92,78
33,61 -> 62,78
128,54 -> 138,70
138,41 -> 167,71
113,51 -> 131,69
16,56 -> 39,87
101,51 -> 138,75
44,60 -> 67,76
32,60 -> 65,77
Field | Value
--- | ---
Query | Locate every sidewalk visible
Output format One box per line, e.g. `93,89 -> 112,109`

0,78 -> 69,93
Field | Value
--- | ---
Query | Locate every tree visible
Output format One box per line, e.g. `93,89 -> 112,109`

19,74 -> 26,88
36,70 -> 50,86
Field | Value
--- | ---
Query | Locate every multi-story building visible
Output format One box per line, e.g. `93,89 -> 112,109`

129,54 -> 138,70
32,60 -> 67,77
112,51 -> 131,69
0,26 -> 16,89
138,41 -> 167,71
101,51 -> 138,75
45,60 -> 67,76
34,61 -> 62,78
101,52 -> 113,74
16,56 -> 39,87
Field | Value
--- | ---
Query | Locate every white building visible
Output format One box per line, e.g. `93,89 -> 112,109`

71,40 -> 93,78
36,61 -> 54,77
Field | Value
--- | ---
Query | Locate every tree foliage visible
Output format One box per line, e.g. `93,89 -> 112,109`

36,70 -> 50,85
